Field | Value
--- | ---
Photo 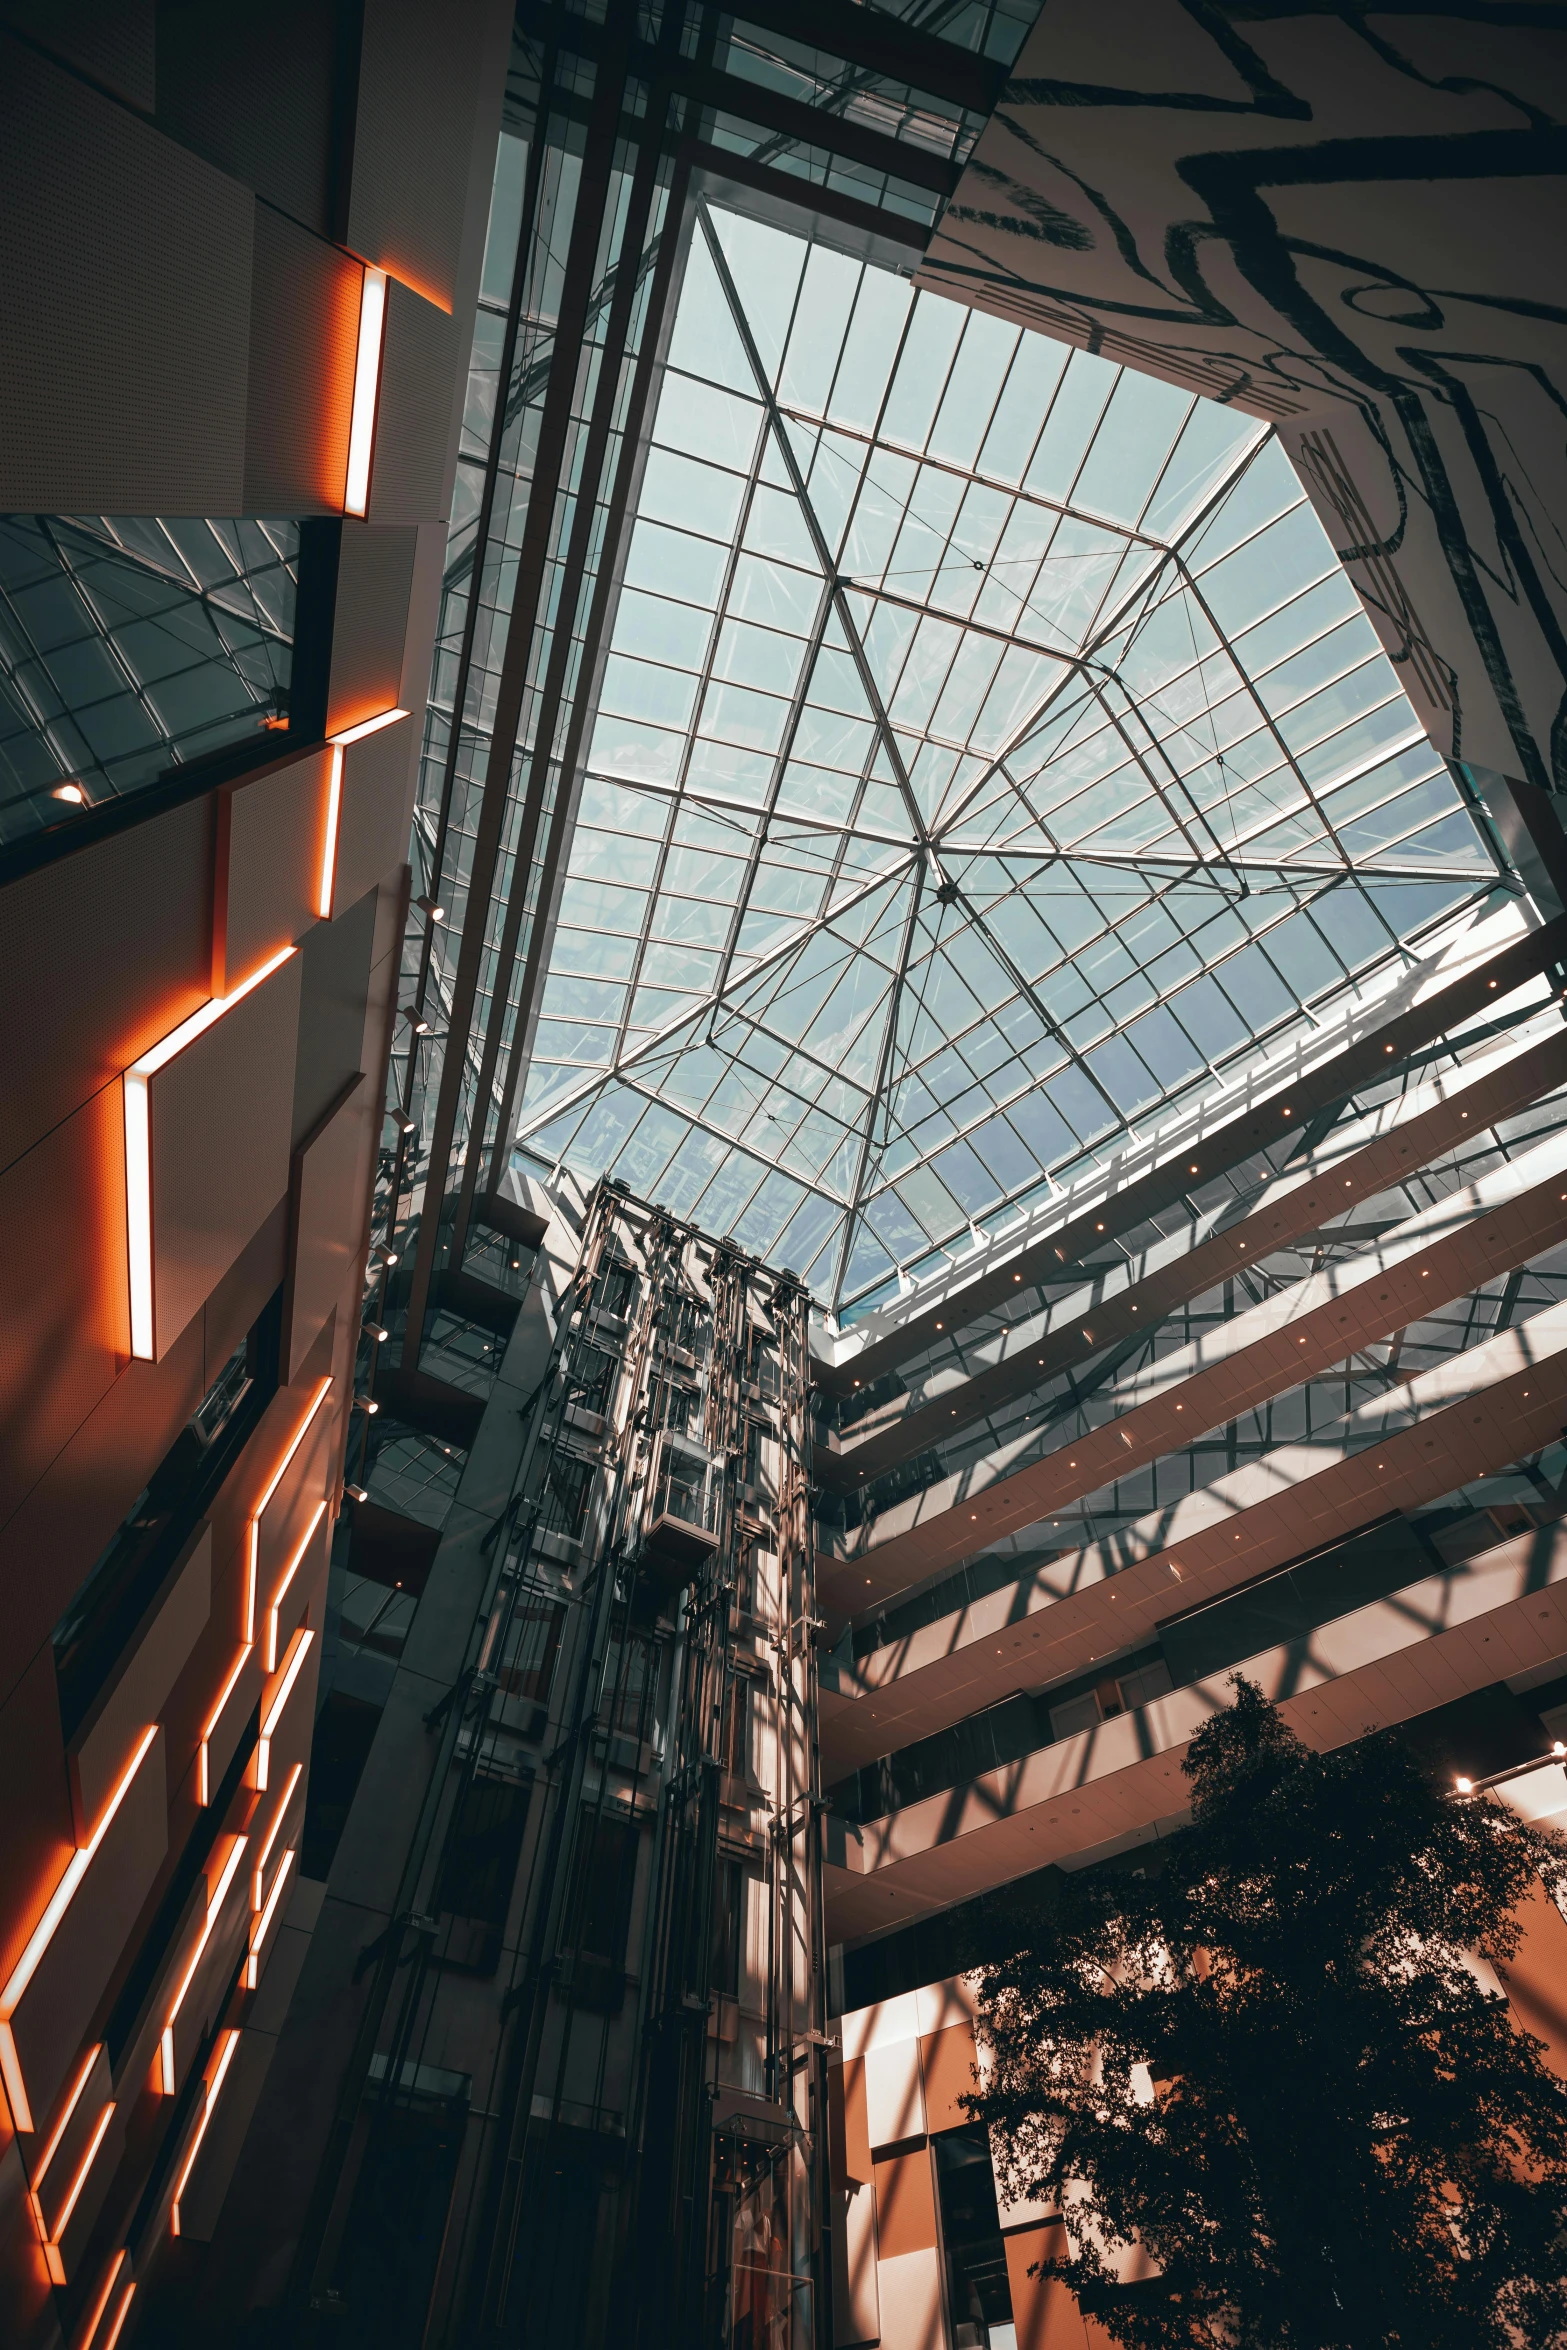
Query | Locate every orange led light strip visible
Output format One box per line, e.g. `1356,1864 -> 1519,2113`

203,1377 -> 333,1809
266,1500 -> 326,1672
255,1629 -> 315,1794
252,1763 -> 304,1911
245,1850 -> 296,1991
24,2042 -> 108,2283
34,2099 -> 115,2283
171,2028 -> 241,2237
245,1377 -> 334,1645
159,1835 -> 248,2097
0,1728 -> 158,2133
344,265 -> 387,517
197,1644 -> 252,1810
78,2250 -> 129,2350
317,707 -> 407,918
100,2280 -> 137,2350
124,945 -> 297,1360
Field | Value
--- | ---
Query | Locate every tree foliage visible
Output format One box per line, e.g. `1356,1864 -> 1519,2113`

965,1678 -> 1567,2349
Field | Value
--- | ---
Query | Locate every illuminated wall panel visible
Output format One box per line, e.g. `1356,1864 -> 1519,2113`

196,1642 -> 261,1812
264,1506 -> 328,1677
244,203 -> 361,513
250,1376 -> 335,1615
160,1827 -> 251,2099
283,1075 -> 368,1383
0,1727 -> 165,2135
324,524 -> 419,736
126,947 -> 302,1362
317,707 -> 405,920
169,2024 -> 279,2243
328,711 -> 414,915
213,749 -> 334,994
0,1086 -> 128,1536
22,2040 -> 122,2286
253,1627 -> 315,1794
68,1525 -> 211,1841
367,280 -> 458,524
250,1763 -> 305,1918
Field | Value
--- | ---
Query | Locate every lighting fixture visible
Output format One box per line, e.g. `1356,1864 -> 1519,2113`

23,2044 -> 114,2284
318,708 -> 408,919
245,1849 -> 296,1990
318,746 -> 344,919
344,1482 -> 369,1504
344,265 -> 387,517
244,1376 -> 333,1644
161,1834 -> 248,2093
415,894 -> 446,921
77,2252 -> 130,2350
51,781 -> 88,806
198,1647 -> 252,1807
251,1764 -> 304,1911
124,945 -> 297,1360
265,1501 -> 326,1671
170,2029 -> 242,2236
0,1727 -> 159,2131
255,1628 -> 315,1792
366,1324 -> 389,1344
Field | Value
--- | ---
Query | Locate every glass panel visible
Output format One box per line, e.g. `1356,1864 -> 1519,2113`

514,201 -> 1497,1325
0,513 -> 299,844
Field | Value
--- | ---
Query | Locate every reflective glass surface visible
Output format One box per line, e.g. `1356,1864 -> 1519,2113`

0,514 -> 298,845
516,205 -> 1500,1318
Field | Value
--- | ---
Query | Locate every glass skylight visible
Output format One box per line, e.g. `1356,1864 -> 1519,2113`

0,514 -> 298,843
517,203 -> 1502,1319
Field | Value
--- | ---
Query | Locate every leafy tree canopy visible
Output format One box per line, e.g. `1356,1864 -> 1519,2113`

966,1677 -> 1567,2350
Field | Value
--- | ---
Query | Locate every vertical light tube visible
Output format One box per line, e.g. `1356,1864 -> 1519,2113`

318,743 -> 344,919
344,266 -> 387,518
124,1071 -> 153,1359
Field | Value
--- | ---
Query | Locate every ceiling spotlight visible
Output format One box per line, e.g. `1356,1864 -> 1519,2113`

401,1118 -> 417,1135
51,781 -> 89,806
401,1006 -> 431,1034
354,1397 -> 380,1415
415,894 -> 447,921
344,1483 -> 369,1504
366,1324 -> 390,1343
1455,1776 -> 1473,1794
1555,1742 -> 1566,1759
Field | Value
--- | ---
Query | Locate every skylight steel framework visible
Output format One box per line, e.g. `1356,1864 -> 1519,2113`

0,513 -> 297,844
383,0 -> 1024,1377
515,199 -> 1507,1320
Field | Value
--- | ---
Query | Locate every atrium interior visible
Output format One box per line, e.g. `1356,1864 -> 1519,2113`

2,3 -> 1567,2347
